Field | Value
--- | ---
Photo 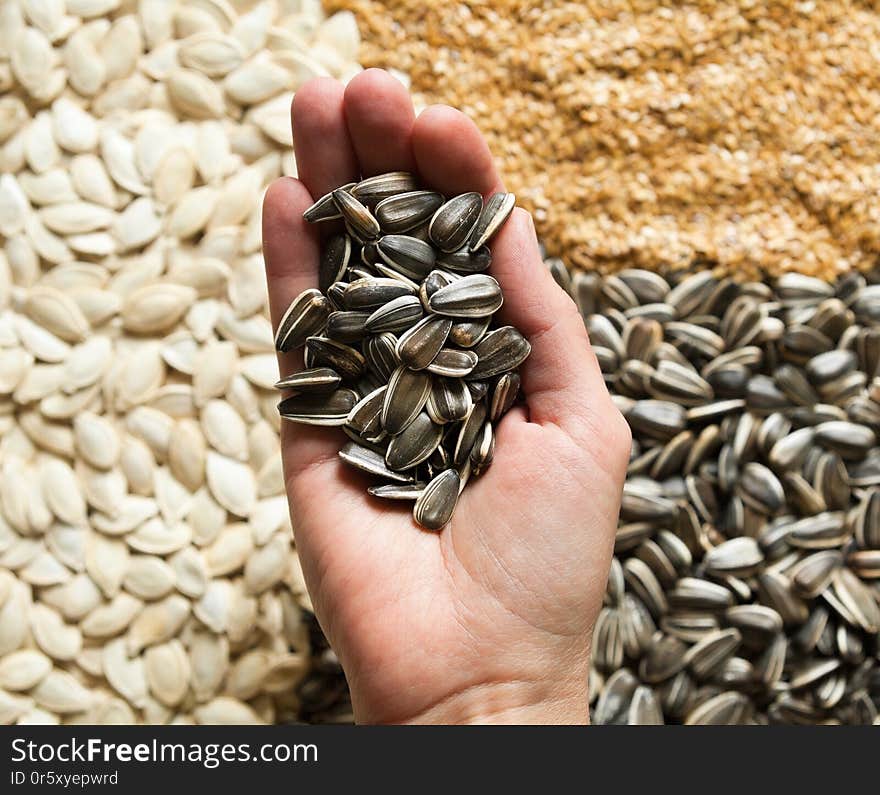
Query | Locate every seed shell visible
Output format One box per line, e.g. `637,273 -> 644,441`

413,469 -> 461,530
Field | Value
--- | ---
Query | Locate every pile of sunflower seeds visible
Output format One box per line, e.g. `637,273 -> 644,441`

274,174 -> 528,530
559,264 -> 880,725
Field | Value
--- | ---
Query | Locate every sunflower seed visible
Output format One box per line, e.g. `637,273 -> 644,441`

305,337 -> 366,382
319,234 -> 352,293
385,413 -> 444,471
277,389 -> 358,426
338,441 -> 412,483
394,316 -> 452,370
332,189 -> 380,241
428,192 -> 483,252
382,366 -> 432,435
448,317 -> 491,348
468,326 -> 531,380
425,348 -> 478,377
274,289 -> 331,352
274,367 -> 341,394
469,192 -> 515,251
437,246 -> 492,274
367,484 -> 426,500
426,377 -> 473,424
428,274 -> 503,318
351,172 -> 419,207
375,191 -> 445,234
363,295 -> 424,334
413,469 -> 460,530
344,277 -> 416,310
303,182 -> 356,223
376,235 -> 437,280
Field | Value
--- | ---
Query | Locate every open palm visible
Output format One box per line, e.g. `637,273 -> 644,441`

262,70 -> 631,724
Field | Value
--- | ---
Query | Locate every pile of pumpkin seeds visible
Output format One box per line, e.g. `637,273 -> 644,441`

558,264 -> 880,725
274,173 -> 528,530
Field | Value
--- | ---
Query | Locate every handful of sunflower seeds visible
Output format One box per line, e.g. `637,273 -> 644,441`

273,172 -> 529,530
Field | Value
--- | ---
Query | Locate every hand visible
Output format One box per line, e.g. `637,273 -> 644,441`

262,70 -> 631,724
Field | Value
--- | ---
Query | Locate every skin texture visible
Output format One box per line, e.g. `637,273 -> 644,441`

262,69 -> 631,724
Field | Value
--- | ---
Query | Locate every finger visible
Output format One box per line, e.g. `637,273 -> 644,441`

490,208 -> 611,439
411,105 -> 503,196
344,69 -> 417,176
262,176 -> 340,474
292,77 -> 359,198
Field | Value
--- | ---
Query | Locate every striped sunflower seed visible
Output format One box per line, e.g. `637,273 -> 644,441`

332,189 -> 380,241
375,191 -> 445,234
448,317 -> 491,348
274,289 -> 331,353
396,316 -> 452,370
437,246 -> 492,274
428,274 -> 503,318
274,367 -> 341,394
344,277 -> 416,310
428,192 -> 484,252
376,235 -> 437,280
468,326 -> 531,380
426,377 -> 473,424
385,413 -> 444,471
305,337 -> 366,382
413,469 -> 460,530
367,484 -> 426,500
278,389 -> 358,426
319,234 -> 352,292
469,192 -> 515,251
425,348 -> 478,378
363,295 -> 424,335
339,441 -> 412,483
489,372 -> 520,423
382,366 -> 432,435
351,172 -> 419,207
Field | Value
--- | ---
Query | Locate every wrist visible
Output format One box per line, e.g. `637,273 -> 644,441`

393,678 -> 589,725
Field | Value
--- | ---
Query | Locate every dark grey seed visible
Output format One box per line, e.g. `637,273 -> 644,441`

757,571 -> 808,626
350,172 -> 419,207
449,317 -> 490,348
594,669 -> 639,725
639,634 -> 687,683
305,336 -> 365,381
367,483 -> 426,500
360,242 -> 379,266
274,367 -> 341,393
468,191 -> 515,251
302,182 -> 355,222
326,310 -> 370,343
648,360 -> 714,405
725,605 -> 783,649
684,628 -> 742,680
346,386 -> 387,437
363,333 -> 399,380
547,258 -> 574,295
372,262 -> 420,292
668,577 -> 734,611
413,468 -> 460,530
332,189 -> 380,240
278,388 -> 358,426
425,348 -> 478,377
382,366 -> 432,434
339,441 -> 412,482
774,363 -> 819,405
376,234 -> 437,280
364,295 -> 423,334
342,425 -> 386,454
704,537 -> 764,577
489,372 -> 520,422
344,277 -> 416,310
274,288 -> 331,352
814,421 -> 876,459
685,399 -> 746,423
428,274 -> 503,318
453,400 -> 487,466
396,316 -> 452,370
428,192 -> 483,252
468,326 -> 531,380
355,370 -> 385,400
706,363 -> 750,398
466,380 -> 490,401
738,462 -> 785,514
746,374 -> 789,411
806,349 -> 857,385
666,271 -> 717,318
626,400 -> 687,441
618,269 -> 670,304
418,269 -> 456,311
470,421 -> 494,475
786,511 -> 849,549
791,550 -> 843,597
386,412 -> 444,471
426,377 -> 472,424
684,692 -> 748,726
319,234 -> 351,292
855,490 -> 880,549
437,245 -> 492,274
326,281 -> 349,310
375,190 -> 445,234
